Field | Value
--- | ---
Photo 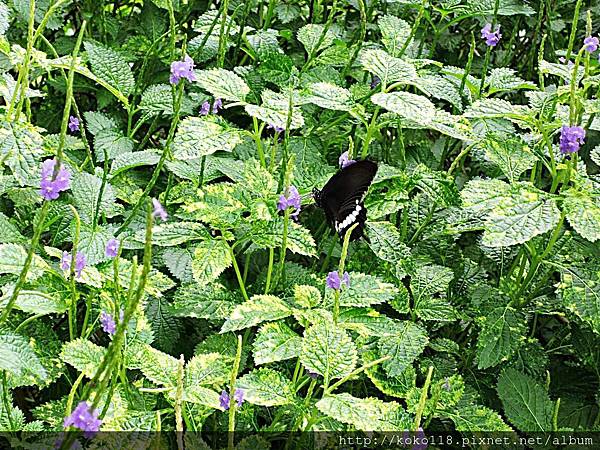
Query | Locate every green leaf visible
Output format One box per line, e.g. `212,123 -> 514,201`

316,393 -> 411,431
378,15 -> 412,57
443,403 -> 513,432
170,283 -> 237,320
305,82 -> 354,111
379,321 -> 428,377
93,129 -> 134,162
300,322 -> 357,385
244,93 -> 305,130
253,321 -> 302,365
71,172 -> 117,222
173,117 -> 243,160
411,265 -> 455,321
324,273 -> 398,307
365,221 -> 410,263
0,285 -> 67,315
0,212 -> 25,244
476,306 -> 527,369
293,284 -> 322,308
235,368 -> 294,406
360,49 -> 417,87
140,84 -> 192,116
297,24 -> 339,55
487,67 -> 537,94
220,295 -> 292,333
248,220 -> 317,257
191,239 -> 232,285
0,243 -> 48,281
162,247 -> 194,282
138,345 -> 179,388
464,0 -> 535,16
0,120 -> 44,186
60,338 -> 106,378
83,111 -> 118,135
371,92 -> 436,126
0,330 -> 47,381
0,2 -> 10,36
185,353 -> 230,388
84,41 -> 135,96
563,190 -> 600,242
482,136 -> 537,182
78,226 -> 114,265
110,150 -> 161,178
136,222 -> 209,247
558,263 -> 600,334
497,368 -> 553,432
195,68 -> 249,102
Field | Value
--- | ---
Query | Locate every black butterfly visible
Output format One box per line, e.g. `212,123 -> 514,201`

313,160 -> 378,241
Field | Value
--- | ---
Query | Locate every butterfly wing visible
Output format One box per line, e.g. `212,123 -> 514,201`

315,160 -> 377,240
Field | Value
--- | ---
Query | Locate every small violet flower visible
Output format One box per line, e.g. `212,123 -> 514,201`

443,377 -> 451,391
338,150 -> 356,169
212,98 -> 223,114
277,185 -> 301,220
481,23 -> 501,47
99,311 -> 116,336
61,251 -> 86,278
326,271 -> 350,290
219,389 -> 244,410
68,116 -> 80,133
63,401 -> 102,438
307,370 -> 319,379
267,123 -> 284,133
39,158 -> 71,201
199,101 -> 210,116
559,125 -> 585,154
105,238 -> 119,258
584,36 -> 599,53
152,198 -> 168,222
370,75 -> 380,89
169,54 -> 196,84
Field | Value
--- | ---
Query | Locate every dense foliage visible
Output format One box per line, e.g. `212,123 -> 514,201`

0,0 -> 600,447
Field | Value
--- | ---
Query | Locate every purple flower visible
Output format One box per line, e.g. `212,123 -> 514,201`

443,377 -> 451,391
68,116 -> 80,132
169,55 -> 196,84
338,151 -> 356,169
219,390 -> 230,410
99,311 -> 116,336
39,158 -> 71,201
212,98 -> 223,114
307,370 -> 318,379
152,198 -> 168,221
584,36 -> 599,53
267,123 -> 284,133
200,101 -> 210,116
63,401 -> 102,438
481,23 -> 501,47
559,125 -> 585,154
277,185 -> 301,220
326,271 -> 350,290
105,238 -> 119,258
61,251 -> 86,278
233,388 -> 244,407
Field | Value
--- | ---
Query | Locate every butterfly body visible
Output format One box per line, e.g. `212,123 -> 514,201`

313,160 -> 378,241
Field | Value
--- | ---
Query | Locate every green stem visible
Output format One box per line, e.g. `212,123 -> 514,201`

1,371 -> 15,431
228,242 -> 250,302
413,365 -> 434,429
227,335 -> 243,450
265,247 -> 274,294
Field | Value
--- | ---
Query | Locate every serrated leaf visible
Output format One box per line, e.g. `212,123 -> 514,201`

185,353 -> 229,388
136,222 -> 209,247
297,24 -> 339,55
94,128 -> 133,162
170,283 -> 237,320
84,41 -> 135,96
244,102 -> 304,131
476,306 -> 526,369
253,321 -> 301,365
558,263 -> 600,334
110,150 -> 161,178
443,403 -> 513,432
138,345 -> 179,388
371,92 -> 436,126
191,239 -> 232,285
360,49 -> 417,87
378,15 -> 412,57
0,243 -> 48,281
305,82 -> 354,111
0,330 -> 47,381
0,212 -> 25,244
140,84 -> 190,116
497,368 -> 553,432
411,265 -> 454,321
220,295 -> 292,333
0,120 -> 44,186
0,285 -> 67,315
83,111 -> 118,135
173,117 -> 243,160
379,321 -> 428,377
235,368 -> 294,406
563,190 -> 600,242
487,67 -> 536,94
415,73 -> 464,110
78,226 -> 114,265
195,68 -> 249,102
464,0 -> 535,16
60,338 -> 106,378
71,172 -> 117,222
316,393 -> 411,431
325,273 -> 398,307
0,2 -> 9,36
162,247 -> 194,282
482,136 -> 536,182
365,221 -> 410,263
300,322 -> 357,385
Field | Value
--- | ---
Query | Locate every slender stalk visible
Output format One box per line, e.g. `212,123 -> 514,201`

228,242 -> 250,302
227,335 -> 243,450
413,366 -> 434,429
175,355 -> 185,450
